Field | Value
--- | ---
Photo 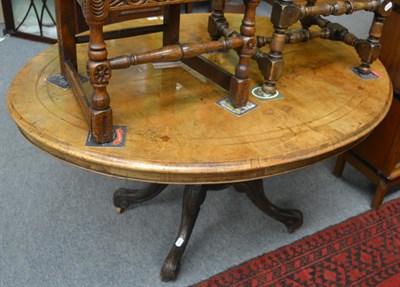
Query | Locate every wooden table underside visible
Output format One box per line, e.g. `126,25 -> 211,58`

7,14 -> 392,281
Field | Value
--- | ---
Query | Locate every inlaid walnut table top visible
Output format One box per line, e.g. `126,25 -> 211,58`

7,13 -> 393,281
7,14 -> 392,184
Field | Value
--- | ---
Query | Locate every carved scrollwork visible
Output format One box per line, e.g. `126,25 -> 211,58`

109,0 -> 187,8
110,0 -> 147,7
90,0 -> 106,17
128,0 -> 147,3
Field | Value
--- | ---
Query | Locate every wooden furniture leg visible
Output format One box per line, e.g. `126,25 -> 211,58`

357,4 -> 391,74
259,0 -> 297,96
333,151 -> 396,209
234,179 -> 303,233
372,181 -> 389,209
160,185 -> 207,281
163,4 -> 181,46
113,184 -> 168,213
333,153 -> 346,177
208,0 -> 228,40
300,0 -> 317,29
229,0 -> 260,107
56,0 -> 114,143
355,11 -> 389,75
113,181 -> 302,281
54,0 -> 78,75
86,15 -> 114,143
371,177 -> 400,209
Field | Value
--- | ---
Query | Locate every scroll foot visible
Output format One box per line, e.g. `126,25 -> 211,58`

234,179 -> 303,233
113,183 -> 168,213
160,248 -> 181,282
160,185 -> 206,281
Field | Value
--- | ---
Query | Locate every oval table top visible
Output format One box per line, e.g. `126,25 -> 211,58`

7,14 -> 392,184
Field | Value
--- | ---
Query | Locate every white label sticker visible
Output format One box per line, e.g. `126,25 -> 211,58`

176,83 -> 183,90
175,237 -> 184,247
384,2 -> 393,11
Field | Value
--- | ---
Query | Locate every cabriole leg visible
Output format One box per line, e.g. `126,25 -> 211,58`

234,179 -> 303,233
160,185 -> 207,281
113,184 -> 168,214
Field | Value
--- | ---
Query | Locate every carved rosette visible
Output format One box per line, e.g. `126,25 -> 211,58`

87,62 -> 112,84
243,38 -> 257,55
86,61 -> 112,111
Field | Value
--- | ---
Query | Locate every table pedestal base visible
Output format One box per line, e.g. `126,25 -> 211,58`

113,180 -> 303,281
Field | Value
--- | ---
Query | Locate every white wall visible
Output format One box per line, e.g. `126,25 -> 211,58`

0,1 -> 4,23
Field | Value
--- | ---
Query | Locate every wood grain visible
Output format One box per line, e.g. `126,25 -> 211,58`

379,9 -> 400,92
7,14 -> 392,184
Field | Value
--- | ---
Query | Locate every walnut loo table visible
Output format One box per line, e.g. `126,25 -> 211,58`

7,14 -> 392,281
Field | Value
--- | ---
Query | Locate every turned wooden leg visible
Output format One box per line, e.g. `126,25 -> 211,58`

87,22 -> 113,143
229,0 -> 260,107
160,185 -> 207,281
356,11 -> 389,75
208,0 -> 228,40
260,0 -> 298,96
356,15 -> 382,75
300,0 -> 317,29
234,179 -> 303,233
113,184 -> 168,214
371,180 -> 389,209
333,154 -> 347,177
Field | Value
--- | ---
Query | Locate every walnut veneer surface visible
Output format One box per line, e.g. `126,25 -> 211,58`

7,14 -> 392,184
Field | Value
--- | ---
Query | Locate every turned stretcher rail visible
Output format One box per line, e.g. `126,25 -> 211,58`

109,37 -> 244,69
299,0 -> 381,17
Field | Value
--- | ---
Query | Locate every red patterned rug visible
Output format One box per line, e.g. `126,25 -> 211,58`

195,199 -> 400,287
